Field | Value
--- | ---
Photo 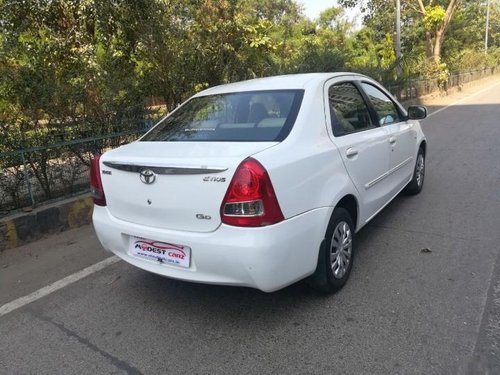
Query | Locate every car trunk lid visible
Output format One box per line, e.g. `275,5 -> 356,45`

100,141 -> 278,232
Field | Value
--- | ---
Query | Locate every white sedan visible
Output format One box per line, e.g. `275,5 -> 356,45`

91,73 -> 427,293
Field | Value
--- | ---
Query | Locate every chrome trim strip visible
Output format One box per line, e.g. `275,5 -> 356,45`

103,161 -> 227,175
365,157 -> 413,190
364,174 -> 413,224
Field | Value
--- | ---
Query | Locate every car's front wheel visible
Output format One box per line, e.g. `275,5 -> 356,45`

310,207 -> 354,293
404,147 -> 425,195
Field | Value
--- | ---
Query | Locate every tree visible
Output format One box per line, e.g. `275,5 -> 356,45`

417,0 -> 459,62
340,0 -> 460,63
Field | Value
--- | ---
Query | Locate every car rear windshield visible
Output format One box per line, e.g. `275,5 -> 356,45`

141,90 -> 304,142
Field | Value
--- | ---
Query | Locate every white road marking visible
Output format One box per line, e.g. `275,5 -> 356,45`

426,78 -> 500,118
0,256 -> 120,318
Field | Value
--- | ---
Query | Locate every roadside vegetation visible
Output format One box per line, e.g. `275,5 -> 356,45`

0,0 -> 499,210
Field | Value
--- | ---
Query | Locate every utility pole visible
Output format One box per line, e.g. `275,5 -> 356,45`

396,0 -> 402,77
485,0 -> 491,54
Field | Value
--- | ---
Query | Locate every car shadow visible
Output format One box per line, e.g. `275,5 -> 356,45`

119,194 -> 413,325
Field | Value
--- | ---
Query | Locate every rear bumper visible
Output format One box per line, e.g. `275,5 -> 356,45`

92,206 -> 331,292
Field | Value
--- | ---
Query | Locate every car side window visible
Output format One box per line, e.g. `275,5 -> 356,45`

328,82 -> 373,136
361,83 -> 400,125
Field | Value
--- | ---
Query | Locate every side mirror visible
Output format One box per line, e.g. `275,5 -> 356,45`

407,105 -> 427,120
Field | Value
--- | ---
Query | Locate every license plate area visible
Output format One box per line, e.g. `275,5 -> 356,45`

128,236 -> 191,268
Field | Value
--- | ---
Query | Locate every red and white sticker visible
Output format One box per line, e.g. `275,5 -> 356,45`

129,237 -> 191,268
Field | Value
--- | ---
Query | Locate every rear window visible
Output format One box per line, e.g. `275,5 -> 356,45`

141,90 -> 304,142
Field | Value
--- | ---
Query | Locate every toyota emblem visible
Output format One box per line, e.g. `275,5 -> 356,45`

140,169 -> 156,185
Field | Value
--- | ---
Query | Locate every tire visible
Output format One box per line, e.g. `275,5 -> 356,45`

404,147 -> 425,195
309,207 -> 355,294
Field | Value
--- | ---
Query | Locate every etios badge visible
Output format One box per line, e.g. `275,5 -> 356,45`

140,169 -> 156,185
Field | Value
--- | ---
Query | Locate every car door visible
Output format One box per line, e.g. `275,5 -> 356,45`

325,80 -> 392,223
360,82 -> 416,195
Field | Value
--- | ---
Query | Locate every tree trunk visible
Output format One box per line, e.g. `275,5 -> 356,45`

433,30 -> 443,63
425,31 -> 434,59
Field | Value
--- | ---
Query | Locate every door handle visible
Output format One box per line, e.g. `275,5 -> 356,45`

346,148 -> 358,158
389,136 -> 397,144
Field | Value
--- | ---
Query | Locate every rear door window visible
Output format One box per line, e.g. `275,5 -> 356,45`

142,90 -> 304,142
328,82 -> 374,136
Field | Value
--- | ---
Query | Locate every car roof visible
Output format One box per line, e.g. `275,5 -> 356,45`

194,72 -> 371,97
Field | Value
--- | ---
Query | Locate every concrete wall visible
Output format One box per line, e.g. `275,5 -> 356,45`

0,195 -> 93,251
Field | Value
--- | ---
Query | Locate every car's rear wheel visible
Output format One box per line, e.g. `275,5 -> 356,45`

309,207 -> 354,293
404,147 -> 425,195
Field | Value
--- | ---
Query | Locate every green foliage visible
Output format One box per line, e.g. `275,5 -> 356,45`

341,0 -> 500,73
423,6 -> 446,31
0,0 -> 499,150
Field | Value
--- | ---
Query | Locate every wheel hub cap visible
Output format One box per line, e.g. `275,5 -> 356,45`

416,154 -> 425,187
330,221 -> 352,279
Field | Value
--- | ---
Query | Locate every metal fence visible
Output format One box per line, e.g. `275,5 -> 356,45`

0,130 -> 143,215
386,67 -> 498,102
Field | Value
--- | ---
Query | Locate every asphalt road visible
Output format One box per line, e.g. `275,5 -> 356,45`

1,79 -> 500,375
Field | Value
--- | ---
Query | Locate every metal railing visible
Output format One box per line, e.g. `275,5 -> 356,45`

386,67 -> 498,102
0,130 -> 144,215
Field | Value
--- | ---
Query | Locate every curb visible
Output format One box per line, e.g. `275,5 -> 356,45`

0,195 -> 93,251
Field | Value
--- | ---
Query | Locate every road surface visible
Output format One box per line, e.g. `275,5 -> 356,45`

1,79 -> 500,374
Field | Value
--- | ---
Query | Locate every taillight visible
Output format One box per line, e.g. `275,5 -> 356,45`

221,158 -> 284,227
90,154 -> 106,206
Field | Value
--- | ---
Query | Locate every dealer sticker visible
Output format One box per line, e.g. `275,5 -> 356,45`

129,236 -> 191,268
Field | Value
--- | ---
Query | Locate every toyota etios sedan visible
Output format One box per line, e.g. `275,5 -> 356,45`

92,73 -> 427,293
